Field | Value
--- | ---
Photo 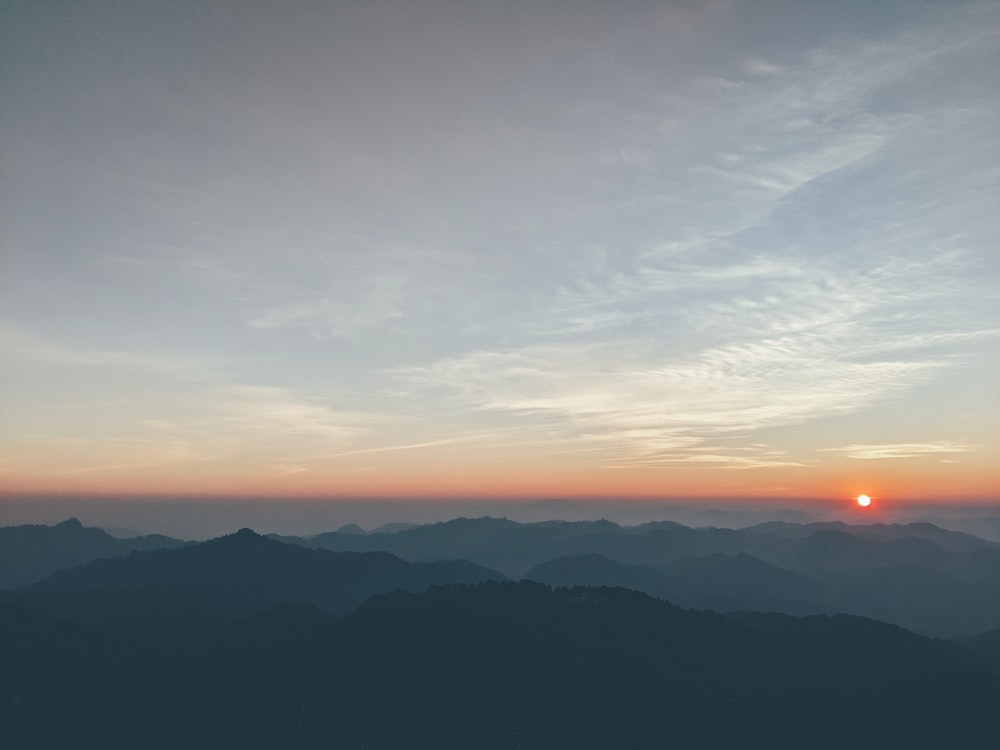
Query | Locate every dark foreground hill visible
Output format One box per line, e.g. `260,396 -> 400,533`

2,580 -> 998,750
0,518 -> 184,589
17,528 -> 506,619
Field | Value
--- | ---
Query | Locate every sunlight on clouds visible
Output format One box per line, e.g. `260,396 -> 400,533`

824,442 -> 976,460
2,0 -> 997,497
396,333 -> 940,469
396,243 -> 969,471
2,383 -> 375,479
1,436 -> 209,476
0,330 -> 378,479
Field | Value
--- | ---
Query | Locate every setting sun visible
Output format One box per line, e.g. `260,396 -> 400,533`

857,494 -> 872,507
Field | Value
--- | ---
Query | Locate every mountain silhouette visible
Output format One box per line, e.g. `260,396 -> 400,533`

296,515 -> 998,572
334,522 -> 366,535
23,528 -> 506,619
278,516 -> 1000,636
300,516 -> 629,574
525,551 -> 827,616
8,516 -> 999,636
2,580 -> 997,749
0,518 -> 185,589
751,520 -> 997,554
525,552 -> 671,592
658,552 -> 826,614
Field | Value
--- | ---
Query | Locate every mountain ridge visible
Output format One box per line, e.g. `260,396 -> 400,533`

22,527 -> 507,619
3,579 -> 997,749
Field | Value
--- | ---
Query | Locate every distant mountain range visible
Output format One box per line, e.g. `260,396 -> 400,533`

3,517 -> 1000,747
0,518 -> 185,589
4,516 -> 1000,637
16,527 -> 506,620
525,551 -> 827,616
275,515 -> 1000,637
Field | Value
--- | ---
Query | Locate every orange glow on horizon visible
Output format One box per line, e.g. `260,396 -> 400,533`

2,452 -> 997,504
2,427 -> 998,506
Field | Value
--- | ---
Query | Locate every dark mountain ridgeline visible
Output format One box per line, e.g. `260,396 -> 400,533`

300,516 -> 629,575
2,580 -> 997,749
750,520 -> 998,554
21,528 -> 507,619
292,515 -> 999,574
6,516 -> 999,635
526,552 -> 828,616
284,515 -> 1000,636
4,518 -> 999,747
525,552 -> 673,594
334,522 -> 366,535
0,517 -> 185,589
964,626 -> 1000,662
660,552 -> 826,613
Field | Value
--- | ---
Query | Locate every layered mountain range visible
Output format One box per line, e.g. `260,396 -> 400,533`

2,516 -> 999,748
4,515 -> 999,636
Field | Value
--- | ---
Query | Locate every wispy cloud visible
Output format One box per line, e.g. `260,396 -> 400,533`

823,442 -> 976,460
0,327 -> 381,477
395,326 -> 940,468
395,215 -> 980,468
0,325 -> 227,381
319,434 -> 489,460
603,445 -> 804,471
3,1 -> 996,494
249,276 -> 408,339
127,384 -> 376,472
0,435 -> 211,476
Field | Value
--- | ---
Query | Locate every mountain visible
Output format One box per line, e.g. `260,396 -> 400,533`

964,626 -> 1000,660
298,516 -> 685,574
526,552 -> 827,616
12,516 -> 997,636
525,552 -> 673,595
2,580 -> 997,749
22,528 -> 506,619
750,520 -> 999,558
0,518 -> 185,589
334,522 -> 366,535
298,515 -> 999,574
288,516 -> 1000,636
370,521 -> 420,534
659,552 -> 827,614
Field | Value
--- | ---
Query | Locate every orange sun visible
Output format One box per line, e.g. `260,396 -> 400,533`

856,494 -> 872,508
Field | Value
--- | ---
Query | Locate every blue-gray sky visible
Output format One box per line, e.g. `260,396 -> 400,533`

1,0 -> 998,503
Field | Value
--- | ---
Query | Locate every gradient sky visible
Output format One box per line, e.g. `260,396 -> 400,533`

2,0 -> 998,505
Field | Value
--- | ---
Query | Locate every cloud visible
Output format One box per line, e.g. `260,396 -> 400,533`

0,436 -> 210,476
395,325 -> 940,468
319,434 -> 490,460
603,444 -> 805,471
129,384 -> 374,470
0,327 -> 379,477
3,1 -> 996,492
822,442 -> 976,460
0,325 -> 227,381
391,219 -> 977,469
249,276 -> 408,339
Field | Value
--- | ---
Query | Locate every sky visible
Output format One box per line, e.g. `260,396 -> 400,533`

1,0 -> 998,512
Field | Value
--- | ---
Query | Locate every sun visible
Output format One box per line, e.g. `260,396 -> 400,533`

856,494 -> 872,508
